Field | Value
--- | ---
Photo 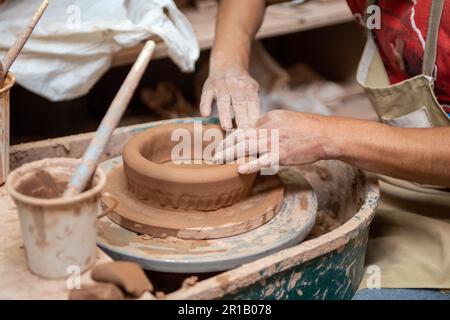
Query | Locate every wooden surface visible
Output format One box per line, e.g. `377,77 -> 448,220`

112,0 -> 353,66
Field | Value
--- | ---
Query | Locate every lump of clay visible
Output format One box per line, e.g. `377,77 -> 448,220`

69,283 -> 125,300
91,262 -> 153,298
181,276 -> 199,289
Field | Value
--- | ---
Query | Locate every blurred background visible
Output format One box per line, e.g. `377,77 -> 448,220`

3,0 -> 377,144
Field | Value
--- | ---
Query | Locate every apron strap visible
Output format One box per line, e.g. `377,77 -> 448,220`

423,0 -> 445,77
364,0 -> 444,78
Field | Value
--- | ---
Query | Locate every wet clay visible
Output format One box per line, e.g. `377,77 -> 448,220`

103,168 -> 284,240
16,170 -> 66,199
15,168 -> 95,199
123,123 -> 257,211
181,276 -> 199,289
155,291 -> 167,299
91,262 -> 153,298
305,209 -> 341,240
69,283 -> 125,300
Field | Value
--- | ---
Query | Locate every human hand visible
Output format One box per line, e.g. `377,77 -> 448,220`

200,66 -> 260,129
214,110 -> 334,174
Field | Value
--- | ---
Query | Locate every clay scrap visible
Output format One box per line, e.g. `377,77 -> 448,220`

91,262 -> 153,298
181,276 -> 199,289
69,283 -> 125,300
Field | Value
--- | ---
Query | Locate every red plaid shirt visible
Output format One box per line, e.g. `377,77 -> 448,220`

347,0 -> 450,114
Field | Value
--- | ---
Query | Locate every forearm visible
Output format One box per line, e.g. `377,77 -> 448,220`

327,118 -> 450,186
211,0 -> 267,71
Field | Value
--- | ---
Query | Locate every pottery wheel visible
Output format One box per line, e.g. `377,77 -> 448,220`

103,166 -> 284,240
97,157 -> 317,273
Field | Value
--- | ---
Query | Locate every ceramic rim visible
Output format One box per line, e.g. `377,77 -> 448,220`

7,158 -> 106,208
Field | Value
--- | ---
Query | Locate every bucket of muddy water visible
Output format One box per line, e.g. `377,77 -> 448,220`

0,72 -> 15,185
6,158 -> 116,279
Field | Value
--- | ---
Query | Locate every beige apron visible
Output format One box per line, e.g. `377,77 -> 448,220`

358,0 -> 450,289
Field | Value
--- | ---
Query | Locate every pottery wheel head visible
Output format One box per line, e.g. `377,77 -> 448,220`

99,157 -> 318,273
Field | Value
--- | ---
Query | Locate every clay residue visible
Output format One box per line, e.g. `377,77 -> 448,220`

145,270 -> 220,295
136,237 -> 228,257
181,276 -> 199,289
32,210 -> 48,248
97,220 -> 131,247
16,170 -> 66,199
69,283 -> 125,300
216,273 -> 231,290
91,261 -> 153,298
306,209 -> 341,240
295,161 -> 367,225
155,291 -> 167,299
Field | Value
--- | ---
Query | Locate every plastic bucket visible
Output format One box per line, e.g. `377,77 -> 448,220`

6,158 -> 115,279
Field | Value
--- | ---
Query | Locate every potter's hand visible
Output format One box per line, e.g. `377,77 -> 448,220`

214,110 -> 332,174
200,66 -> 260,129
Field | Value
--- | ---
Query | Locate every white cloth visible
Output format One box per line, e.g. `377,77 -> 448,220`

0,0 -> 199,101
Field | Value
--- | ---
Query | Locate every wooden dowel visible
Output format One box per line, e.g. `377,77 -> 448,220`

63,41 -> 156,197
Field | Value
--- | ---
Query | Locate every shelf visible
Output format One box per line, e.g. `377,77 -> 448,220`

112,0 -> 353,67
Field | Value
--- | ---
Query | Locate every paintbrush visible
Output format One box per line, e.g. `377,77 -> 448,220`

0,0 -> 49,86
63,41 -> 156,198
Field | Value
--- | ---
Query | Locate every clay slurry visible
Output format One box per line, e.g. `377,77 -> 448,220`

91,261 -> 153,298
16,169 -> 96,199
16,170 -> 66,199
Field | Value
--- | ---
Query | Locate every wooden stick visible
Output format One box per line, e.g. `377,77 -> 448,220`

0,62 -> 3,87
1,0 -> 49,83
63,41 -> 156,198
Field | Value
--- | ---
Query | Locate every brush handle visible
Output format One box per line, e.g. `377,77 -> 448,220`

1,0 -> 49,78
63,41 -> 156,197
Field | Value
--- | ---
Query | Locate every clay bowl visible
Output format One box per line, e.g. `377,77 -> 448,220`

123,123 -> 257,211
